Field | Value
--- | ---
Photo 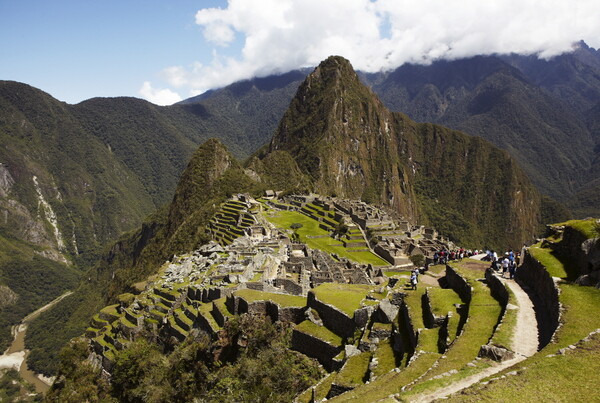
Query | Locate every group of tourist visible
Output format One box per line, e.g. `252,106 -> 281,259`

432,248 -> 482,265
485,249 -> 521,279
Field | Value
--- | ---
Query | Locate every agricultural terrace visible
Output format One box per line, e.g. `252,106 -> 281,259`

263,209 -> 388,266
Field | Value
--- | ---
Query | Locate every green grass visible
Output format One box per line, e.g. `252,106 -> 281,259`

427,288 -> 463,344
371,339 -> 398,378
295,320 -> 343,346
263,209 -> 388,265
529,244 -> 569,279
427,264 -> 447,276
490,286 -> 518,350
198,302 -> 221,331
332,352 -> 441,402
234,289 -> 306,308
417,328 -> 440,353
444,284 -> 600,401
383,270 -> 410,277
553,218 -> 599,239
296,372 -> 336,402
334,352 -> 372,388
427,288 -> 462,317
99,304 -> 120,320
403,288 -> 427,330
396,261 -> 501,396
419,280 -> 500,379
213,297 -> 233,318
312,283 -> 374,316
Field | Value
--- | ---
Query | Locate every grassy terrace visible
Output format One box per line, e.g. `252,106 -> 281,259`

408,260 -> 500,380
197,302 -> 221,332
554,218 -> 598,239
295,320 -> 343,346
371,339 -> 398,378
234,289 -> 306,308
312,283 -> 374,316
332,352 -> 442,402
490,285 -> 518,350
213,297 -> 233,319
529,244 -> 570,278
403,287 -> 428,330
334,351 -> 372,388
426,264 -> 447,277
445,245 -> 600,401
99,304 -> 120,321
263,209 -> 388,266
427,288 -> 462,343
297,373 -> 336,403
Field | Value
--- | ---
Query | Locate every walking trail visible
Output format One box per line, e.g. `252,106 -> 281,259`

410,274 -> 539,402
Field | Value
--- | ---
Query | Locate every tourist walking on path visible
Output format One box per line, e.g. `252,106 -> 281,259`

502,256 -> 510,278
509,261 -> 516,279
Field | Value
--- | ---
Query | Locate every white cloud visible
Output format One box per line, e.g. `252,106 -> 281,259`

156,0 -> 600,98
138,81 -> 182,105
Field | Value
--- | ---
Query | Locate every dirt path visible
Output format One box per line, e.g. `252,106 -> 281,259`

409,275 -> 539,402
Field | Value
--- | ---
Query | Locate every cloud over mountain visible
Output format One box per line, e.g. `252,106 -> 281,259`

145,0 -> 600,103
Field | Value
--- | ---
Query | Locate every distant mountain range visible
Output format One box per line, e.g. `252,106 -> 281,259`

182,41 -> 600,217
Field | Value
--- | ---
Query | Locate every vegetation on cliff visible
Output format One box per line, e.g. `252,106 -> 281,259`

26,139 -> 263,374
47,315 -> 323,402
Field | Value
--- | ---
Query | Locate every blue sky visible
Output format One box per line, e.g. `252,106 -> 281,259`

2,0 -> 599,105
0,0 -> 235,104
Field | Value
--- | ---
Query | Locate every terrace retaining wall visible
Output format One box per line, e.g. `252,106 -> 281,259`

291,328 -> 342,371
445,264 -> 472,303
307,292 -> 356,338
515,250 -> 560,348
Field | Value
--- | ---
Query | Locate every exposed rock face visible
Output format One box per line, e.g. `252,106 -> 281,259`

0,285 -> 18,309
264,56 -> 541,248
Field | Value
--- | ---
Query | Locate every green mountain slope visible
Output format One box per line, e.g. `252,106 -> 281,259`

25,138 -> 263,375
263,56 -> 542,248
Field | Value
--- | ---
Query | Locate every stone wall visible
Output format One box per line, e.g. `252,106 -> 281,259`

291,328 -> 342,371
445,264 -> 472,303
485,268 -> 509,306
195,312 -> 219,337
421,291 -> 445,328
553,226 -> 600,285
234,296 -> 306,324
307,292 -> 356,338
399,303 -> 417,350
516,250 -> 560,348
274,278 -> 303,295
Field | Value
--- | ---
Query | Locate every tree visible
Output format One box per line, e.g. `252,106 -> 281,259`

290,223 -> 303,242
409,254 -> 425,268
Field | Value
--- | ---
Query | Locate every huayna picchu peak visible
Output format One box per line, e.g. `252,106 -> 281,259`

1,55 -> 598,402
264,56 -> 542,249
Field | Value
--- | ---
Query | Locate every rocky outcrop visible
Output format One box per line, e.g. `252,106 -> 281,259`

0,285 -> 18,309
478,344 -> 515,362
544,222 -> 600,285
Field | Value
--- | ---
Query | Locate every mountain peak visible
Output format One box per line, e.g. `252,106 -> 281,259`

264,56 -> 542,248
